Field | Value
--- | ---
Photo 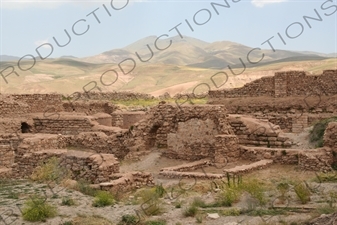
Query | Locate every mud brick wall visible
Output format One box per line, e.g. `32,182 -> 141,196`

63,101 -> 118,115
0,144 -> 14,168
0,119 -> 23,134
228,116 -> 291,147
33,115 -> 94,135
297,147 -> 333,172
132,103 -> 234,161
209,76 -> 275,99
11,94 -> 63,113
65,131 -> 135,160
120,112 -> 146,129
214,135 -> 239,162
14,134 -> 67,163
12,149 -> 119,184
75,91 -> 153,101
209,70 -> 337,99
111,113 -> 124,127
323,122 -> 337,164
240,146 -> 332,171
0,99 -> 29,117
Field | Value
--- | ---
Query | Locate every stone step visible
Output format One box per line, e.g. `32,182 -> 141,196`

224,159 -> 274,175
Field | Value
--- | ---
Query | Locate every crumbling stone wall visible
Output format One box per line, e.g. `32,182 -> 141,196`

323,122 -> 337,164
240,146 -> 332,171
0,144 -> 14,168
65,131 -> 135,160
12,149 -> 119,184
74,91 -> 153,101
0,99 -> 29,117
209,70 -> 337,99
33,114 -> 94,135
63,101 -> 118,115
133,103 -> 234,161
10,94 -> 63,113
228,115 -> 292,147
209,76 -> 275,98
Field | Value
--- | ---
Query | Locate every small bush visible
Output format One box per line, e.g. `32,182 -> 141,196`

118,214 -> 138,225
192,197 -> 206,208
239,179 -> 266,205
61,197 -> 75,206
183,205 -> 198,217
310,117 -> 337,147
62,221 -> 73,225
145,220 -> 167,225
217,186 -> 241,207
294,183 -> 311,204
155,184 -> 166,198
93,191 -> 115,207
22,195 -> 57,222
30,157 -> 70,183
222,208 -> 241,216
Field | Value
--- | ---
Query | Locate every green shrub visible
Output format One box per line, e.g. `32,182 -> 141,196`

183,205 -> 198,217
93,191 -> 115,207
222,208 -> 241,216
192,197 -> 207,208
217,186 -> 241,207
61,197 -> 75,206
30,157 -> 70,183
145,220 -> 167,225
62,221 -> 73,225
155,184 -> 166,198
239,179 -> 266,205
294,183 -> 311,204
118,214 -> 138,225
22,195 -> 57,222
309,117 -> 337,147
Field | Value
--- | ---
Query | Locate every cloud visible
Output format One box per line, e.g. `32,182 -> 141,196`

251,0 -> 287,8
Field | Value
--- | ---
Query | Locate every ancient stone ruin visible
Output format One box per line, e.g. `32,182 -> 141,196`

0,70 -> 337,190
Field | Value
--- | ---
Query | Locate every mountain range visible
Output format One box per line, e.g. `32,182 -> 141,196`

0,35 -> 336,95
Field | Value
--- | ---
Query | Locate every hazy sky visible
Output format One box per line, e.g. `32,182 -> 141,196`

0,0 -> 336,58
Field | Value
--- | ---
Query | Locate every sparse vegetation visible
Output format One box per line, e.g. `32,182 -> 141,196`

183,204 -> 198,217
22,195 -> 57,222
93,191 -> 115,207
30,157 -> 70,183
117,214 -> 138,225
61,196 -> 75,206
309,117 -> 337,147
294,182 -> 311,204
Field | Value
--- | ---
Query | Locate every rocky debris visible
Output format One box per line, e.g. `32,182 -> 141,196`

308,212 -> 337,225
207,213 -> 220,219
